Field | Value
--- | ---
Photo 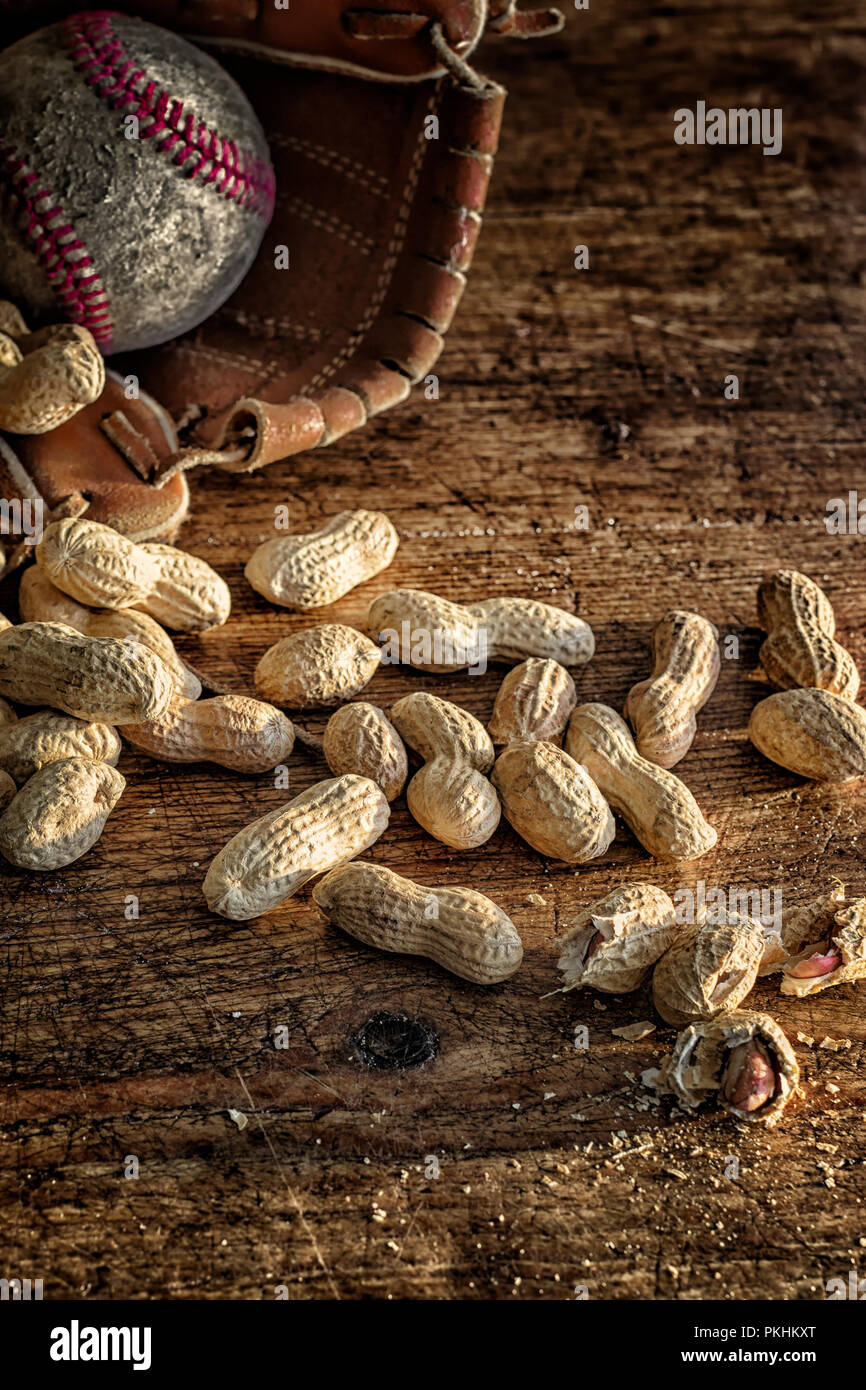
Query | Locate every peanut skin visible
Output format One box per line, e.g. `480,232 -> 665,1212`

661,1010 -> 798,1126
721,1040 -> 777,1113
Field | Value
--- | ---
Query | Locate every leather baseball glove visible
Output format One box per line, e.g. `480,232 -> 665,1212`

0,1 -> 563,562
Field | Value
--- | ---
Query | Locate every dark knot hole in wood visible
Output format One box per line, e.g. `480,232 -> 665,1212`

351,1011 -> 440,1072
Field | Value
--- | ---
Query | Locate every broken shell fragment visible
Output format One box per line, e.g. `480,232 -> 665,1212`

557,882 -> 678,993
652,912 -> 765,1028
660,1009 -> 799,1126
781,897 -> 866,997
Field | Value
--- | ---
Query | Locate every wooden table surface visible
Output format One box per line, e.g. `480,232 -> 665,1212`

3,0 -> 866,1301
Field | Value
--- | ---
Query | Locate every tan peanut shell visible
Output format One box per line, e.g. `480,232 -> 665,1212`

491,740 -> 614,862
124,696 -> 295,773
312,861 -> 523,984
749,688 -> 866,782
0,758 -> 125,869
780,897 -> 866,997
255,624 -> 381,708
651,912 -> 764,1027
245,510 -> 399,608
136,541 -> 231,631
0,323 -> 105,434
37,518 -> 160,608
0,696 -> 16,727
203,773 -> 390,920
390,691 -> 500,849
367,588 -> 594,670
0,769 -> 15,810
35,520 -> 230,632
0,710 -> 121,784
488,658 -> 576,745
0,622 -> 174,725
757,569 -> 859,700
660,1010 -> 799,1126
0,612 -> 12,632
624,610 -> 720,767
565,703 -> 717,861
322,703 -> 407,801
20,567 -> 201,700
557,883 -> 678,993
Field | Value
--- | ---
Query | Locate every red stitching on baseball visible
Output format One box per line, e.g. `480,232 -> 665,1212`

0,143 -> 114,350
62,11 -> 275,219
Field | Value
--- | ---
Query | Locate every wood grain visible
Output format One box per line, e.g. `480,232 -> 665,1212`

2,0 -> 865,1301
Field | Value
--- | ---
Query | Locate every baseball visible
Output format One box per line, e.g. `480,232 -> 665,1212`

0,10 -> 275,356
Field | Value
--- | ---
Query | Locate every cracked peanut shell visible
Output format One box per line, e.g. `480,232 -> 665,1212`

660,1009 -> 799,1126
652,912 -> 765,1027
558,883 -> 678,993
781,897 -> 866,997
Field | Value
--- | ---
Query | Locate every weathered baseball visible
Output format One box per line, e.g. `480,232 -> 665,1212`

0,10 -> 275,355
